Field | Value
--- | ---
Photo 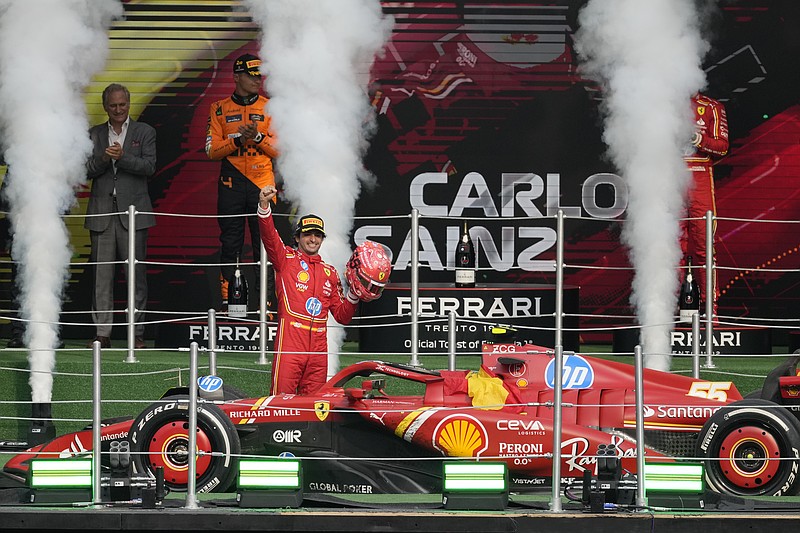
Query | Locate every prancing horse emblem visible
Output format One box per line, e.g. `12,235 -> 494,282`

315,400 -> 330,421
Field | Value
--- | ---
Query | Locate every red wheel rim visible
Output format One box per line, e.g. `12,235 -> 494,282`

718,426 -> 781,489
146,421 -> 213,485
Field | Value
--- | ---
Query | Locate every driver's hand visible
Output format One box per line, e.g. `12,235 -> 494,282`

260,185 -> 277,208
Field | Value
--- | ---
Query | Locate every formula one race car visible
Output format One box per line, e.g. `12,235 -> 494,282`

5,345 -> 800,498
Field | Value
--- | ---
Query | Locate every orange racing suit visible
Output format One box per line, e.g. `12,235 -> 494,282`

683,93 -> 729,312
206,92 -> 278,186
206,92 -> 278,293
257,205 -> 358,395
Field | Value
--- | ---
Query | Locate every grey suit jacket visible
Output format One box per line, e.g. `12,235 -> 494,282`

85,119 -> 157,231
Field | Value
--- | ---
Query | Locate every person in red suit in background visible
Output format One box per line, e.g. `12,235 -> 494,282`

683,93 -> 729,317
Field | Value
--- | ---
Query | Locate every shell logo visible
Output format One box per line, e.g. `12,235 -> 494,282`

297,270 -> 310,283
432,415 -> 489,458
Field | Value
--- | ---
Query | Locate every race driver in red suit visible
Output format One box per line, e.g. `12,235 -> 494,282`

257,185 -> 359,395
683,93 -> 729,316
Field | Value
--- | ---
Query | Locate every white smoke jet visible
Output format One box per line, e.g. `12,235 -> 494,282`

574,0 -> 710,370
0,0 -> 122,402
245,0 -> 393,375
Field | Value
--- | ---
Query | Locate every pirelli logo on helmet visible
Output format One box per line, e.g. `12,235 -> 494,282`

233,54 -> 262,75
299,216 -> 324,233
302,217 -> 322,227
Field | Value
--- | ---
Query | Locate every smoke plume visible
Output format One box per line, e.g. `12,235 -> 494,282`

0,0 -> 121,401
574,0 -> 710,370
245,0 -> 393,374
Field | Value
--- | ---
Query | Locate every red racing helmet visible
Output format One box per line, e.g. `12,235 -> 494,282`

346,240 -> 393,302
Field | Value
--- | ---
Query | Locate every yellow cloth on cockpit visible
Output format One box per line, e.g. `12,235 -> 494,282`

466,366 -> 509,410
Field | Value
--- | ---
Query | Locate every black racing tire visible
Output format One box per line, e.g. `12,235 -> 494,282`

160,384 -> 248,401
221,384 -> 247,400
696,399 -> 800,497
743,388 -> 763,400
128,396 -> 240,493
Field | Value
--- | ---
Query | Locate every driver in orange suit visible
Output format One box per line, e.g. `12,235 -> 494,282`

206,53 -> 278,306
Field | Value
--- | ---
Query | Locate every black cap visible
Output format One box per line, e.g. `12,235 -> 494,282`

295,214 -> 325,237
233,53 -> 261,76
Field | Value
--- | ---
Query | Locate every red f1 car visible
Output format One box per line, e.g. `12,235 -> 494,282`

5,344 -> 800,497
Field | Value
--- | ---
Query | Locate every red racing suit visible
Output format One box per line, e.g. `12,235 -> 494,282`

258,206 -> 358,395
683,93 -> 729,311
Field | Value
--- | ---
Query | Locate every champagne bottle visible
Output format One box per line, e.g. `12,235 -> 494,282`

678,256 -> 700,323
228,255 -> 248,318
454,220 -> 476,287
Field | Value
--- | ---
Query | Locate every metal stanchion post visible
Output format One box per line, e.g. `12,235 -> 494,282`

550,210 -> 565,513
409,209 -> 421,368
703,211 -> 716,369
256,243 -> 269,365
705,210 -> 715,323
447,312 -> 456,371
185,342 -> 200,509
692,312 -> 700,379
208,309 -> 217,376
125,206 -> 138,363
550,345 -> 564,513
92,341 -> 102,504
634,345 -> 647,508
554,210 -> 565,357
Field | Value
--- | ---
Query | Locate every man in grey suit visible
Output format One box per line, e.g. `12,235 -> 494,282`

85,83 -> 156,349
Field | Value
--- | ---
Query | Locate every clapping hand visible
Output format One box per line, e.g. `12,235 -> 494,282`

238,122 -> 259,141
104,141 -> 123,161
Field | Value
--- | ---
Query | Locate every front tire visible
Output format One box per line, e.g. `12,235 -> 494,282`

696,399 -> 800,496
128,396 -> 240,493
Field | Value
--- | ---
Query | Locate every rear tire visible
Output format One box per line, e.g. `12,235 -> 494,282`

696,399 -> 800,496
221,384 -> 247,400
743,388 -> 762,400
128,396 -> 240,493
